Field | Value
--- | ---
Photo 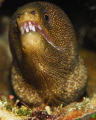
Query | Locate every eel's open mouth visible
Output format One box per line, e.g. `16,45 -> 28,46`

20,21 -> 61,51
20,21 -> 42,34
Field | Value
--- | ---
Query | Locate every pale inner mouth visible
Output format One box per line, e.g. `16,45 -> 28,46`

20,21 -> 61,51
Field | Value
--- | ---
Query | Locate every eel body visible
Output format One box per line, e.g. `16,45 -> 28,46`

9,2 -> 88,106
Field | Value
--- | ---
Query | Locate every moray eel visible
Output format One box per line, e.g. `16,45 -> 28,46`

9,2 -> 88,107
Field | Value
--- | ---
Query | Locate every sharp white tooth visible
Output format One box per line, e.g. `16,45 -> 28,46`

38,25 -> 42,30
28,22 -> 31,25
29,23 -> 35,32
26,28 -> 29,33
29,24 -> 33,30
32,25 -> 35,32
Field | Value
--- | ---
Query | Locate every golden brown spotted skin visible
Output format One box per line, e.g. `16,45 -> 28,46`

9,2 -> 88,107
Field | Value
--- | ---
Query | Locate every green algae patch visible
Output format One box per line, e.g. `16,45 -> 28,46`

0,98 -> 32,117
12,106 -> 32,116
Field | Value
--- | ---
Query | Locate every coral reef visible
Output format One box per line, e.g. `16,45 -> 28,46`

0,95 -> 96,120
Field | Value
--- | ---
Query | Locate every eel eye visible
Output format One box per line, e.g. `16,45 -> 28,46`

44,13 -> 49,21
43,10 -> 50,23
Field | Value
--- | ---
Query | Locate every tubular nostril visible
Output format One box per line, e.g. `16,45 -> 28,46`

30,11 -> 36,15
17,13 -> 23,18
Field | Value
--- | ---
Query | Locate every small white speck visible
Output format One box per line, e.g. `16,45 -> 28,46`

45,106 -> 51,115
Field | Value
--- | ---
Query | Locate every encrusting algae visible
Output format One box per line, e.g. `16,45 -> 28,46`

0,95 -> 96,120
